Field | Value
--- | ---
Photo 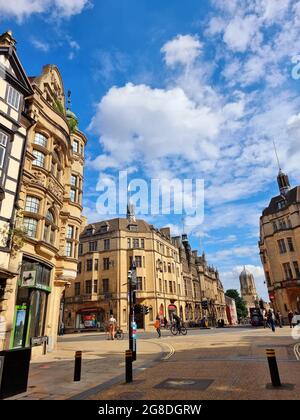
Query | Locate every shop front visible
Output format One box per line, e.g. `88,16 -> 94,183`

75,308 -> 105,331
10,258 -> 51,350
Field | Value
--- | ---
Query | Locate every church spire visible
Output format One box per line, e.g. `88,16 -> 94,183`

277,170 -> 291,196
127,184 -> 136,223
273,140 -> 291,196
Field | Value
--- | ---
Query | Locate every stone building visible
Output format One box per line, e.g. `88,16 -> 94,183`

64,212 -> 227,331
239,267 -> 258,316
1,49 -> 87,355
0,31 -> 33,351
259,169 -> 300,318
196,252 -> 227,326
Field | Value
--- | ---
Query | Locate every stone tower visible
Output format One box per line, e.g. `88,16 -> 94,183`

239,267 -> 258,316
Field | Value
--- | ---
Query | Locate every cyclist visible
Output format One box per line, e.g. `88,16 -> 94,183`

172,314 -> 181,331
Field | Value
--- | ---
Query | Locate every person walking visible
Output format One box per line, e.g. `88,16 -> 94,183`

288,310 -> 294,328
267,309 -> 276,332
262,309 -> 267,329
108,314 -> 117,340
154,315 -> 161,338
275,311 -> 282,328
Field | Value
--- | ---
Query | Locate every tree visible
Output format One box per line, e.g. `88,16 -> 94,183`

225,289 -> 248,319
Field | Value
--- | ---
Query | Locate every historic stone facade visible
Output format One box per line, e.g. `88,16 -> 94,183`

0,37 -> 87,355
0,31 -> 33,351
239,267 -> 258,316
64,215 -> 227,331
259,169 -> 300,319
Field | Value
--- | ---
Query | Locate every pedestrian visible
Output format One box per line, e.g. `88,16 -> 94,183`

108,314 -> 117,340
262,309 -> 267,329
275,311 -> 282,328
288,310 -> 294,328
154,315 -> 161,338
267,309 -> 276,332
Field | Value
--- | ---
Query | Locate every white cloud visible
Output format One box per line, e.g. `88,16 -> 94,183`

89,82 -> 223,170
0,0 -> 91,21
223,15 -> 260,52
161,34 -> 202,68
31,37 -> 49,52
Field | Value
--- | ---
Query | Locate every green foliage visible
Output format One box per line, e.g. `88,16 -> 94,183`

225,289 -> 248,319
68,116 -> 78,133
54,99 -> 65,116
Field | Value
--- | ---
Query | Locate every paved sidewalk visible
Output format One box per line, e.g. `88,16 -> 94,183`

87,328 -> 300,400
6,333 -> 170,400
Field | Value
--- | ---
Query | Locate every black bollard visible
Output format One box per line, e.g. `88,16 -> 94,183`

266,349 -> 281,387
125,349 -> 133,383
74,351 -> 82,382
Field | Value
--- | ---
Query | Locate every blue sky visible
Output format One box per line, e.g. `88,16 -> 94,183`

2,0 -> 300,299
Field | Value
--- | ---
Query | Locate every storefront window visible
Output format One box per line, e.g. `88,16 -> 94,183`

12,258 -> 52,348
27,290 -> 47,339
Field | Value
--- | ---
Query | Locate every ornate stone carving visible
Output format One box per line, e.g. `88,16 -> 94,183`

31,171 -> 47,187
48,179 -> 63,201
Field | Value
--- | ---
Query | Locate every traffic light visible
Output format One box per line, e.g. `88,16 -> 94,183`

201,300 -> 208,310
143,305 -> 149,315
134,304 -> 143,314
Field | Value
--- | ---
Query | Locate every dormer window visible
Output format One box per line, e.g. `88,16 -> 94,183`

277,200 -> 286,210
100,224 -> 109,233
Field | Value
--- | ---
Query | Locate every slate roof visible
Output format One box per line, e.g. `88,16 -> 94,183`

262,186 -> 300,217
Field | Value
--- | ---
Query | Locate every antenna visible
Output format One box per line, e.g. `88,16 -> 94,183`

67,90 -> 71,110
273,139 -> 281,171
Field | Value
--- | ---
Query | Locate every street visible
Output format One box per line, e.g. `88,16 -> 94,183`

7,326 -> 300,400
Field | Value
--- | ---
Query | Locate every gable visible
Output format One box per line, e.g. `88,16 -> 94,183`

0,47 -> 33,96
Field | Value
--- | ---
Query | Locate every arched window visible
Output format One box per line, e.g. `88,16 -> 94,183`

43,209 -> 56,245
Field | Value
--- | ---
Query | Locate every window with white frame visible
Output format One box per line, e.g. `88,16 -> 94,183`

66,225 -> 74,239
7,85 -> 21,111
72,140 -> 79,153
70,174 -> 80,203
25,196 -> 40,213
34,133 -> 47,148
65,225 -> 74,257
32,150 -> 45,168
0,131 -> 8,169
23,218 -> 38,238
65,241 -> 72,257
43,209 -> 56,245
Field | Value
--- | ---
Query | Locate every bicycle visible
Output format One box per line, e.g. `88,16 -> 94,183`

114,327 -> 124,340
170,323 -> 187,336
